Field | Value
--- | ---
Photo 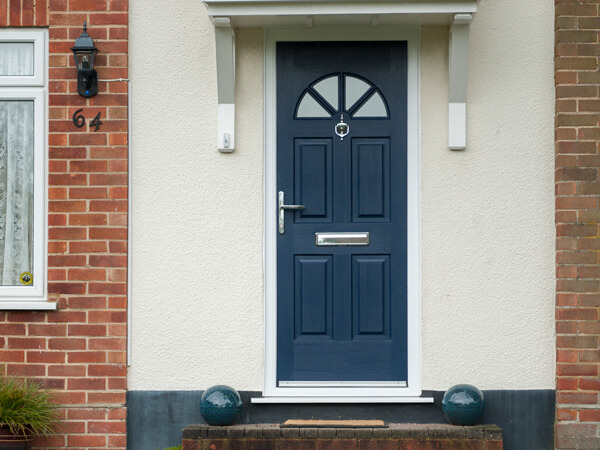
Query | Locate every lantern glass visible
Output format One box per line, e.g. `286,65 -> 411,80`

74,50 -> 96,72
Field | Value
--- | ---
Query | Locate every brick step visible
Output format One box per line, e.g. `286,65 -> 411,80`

182,424 -> 503,449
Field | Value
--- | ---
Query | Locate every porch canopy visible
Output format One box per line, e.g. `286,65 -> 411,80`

203,0 -> 479,150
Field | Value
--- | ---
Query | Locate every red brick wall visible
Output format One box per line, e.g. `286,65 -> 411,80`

0,1 -> 128,449
555,1 -> 600,448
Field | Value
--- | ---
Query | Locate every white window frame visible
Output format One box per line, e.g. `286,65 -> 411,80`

0,29 -> 52,310
257,26 -> 426,403
0,29 -> 46,87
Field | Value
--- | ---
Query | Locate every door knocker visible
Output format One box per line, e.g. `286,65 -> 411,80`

335,114 -> 349,141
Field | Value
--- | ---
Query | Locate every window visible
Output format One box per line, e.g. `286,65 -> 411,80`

0,29 -> 50,309
295,73 -> 389,119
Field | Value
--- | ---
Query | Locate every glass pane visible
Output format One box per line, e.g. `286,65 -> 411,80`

353,92 -> 388,118
345,76 -> 370,111
76,51 -> 94,71
0,43 -> 34,76
313,76 -> 339,111
297,92 -> 332,118
0,101 -> 34,285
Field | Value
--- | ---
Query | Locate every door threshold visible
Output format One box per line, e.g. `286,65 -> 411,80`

278,381 -> 408,388
251,396 -> 434,404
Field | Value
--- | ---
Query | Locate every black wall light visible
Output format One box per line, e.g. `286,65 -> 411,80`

71,21 -> 98,97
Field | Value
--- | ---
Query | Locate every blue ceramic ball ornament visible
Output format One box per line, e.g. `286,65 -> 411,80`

441,384 -> 485,426
200,385 -> 242,426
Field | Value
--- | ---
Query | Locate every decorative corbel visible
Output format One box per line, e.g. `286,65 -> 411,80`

213,17 -> 236,152
448,13 -> 472,150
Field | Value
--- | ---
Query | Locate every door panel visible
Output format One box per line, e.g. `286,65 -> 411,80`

277,41 -> 407,383
294,139 -> 333,222
352,138 -> 390,222
352,255 -> 390,339
294,255 -> 333,338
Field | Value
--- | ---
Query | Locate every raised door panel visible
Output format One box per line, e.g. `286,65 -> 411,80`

352,255 -> 390,339
294,138 -> 333,223
352,139 -> 390,222
294,256 -> 333,339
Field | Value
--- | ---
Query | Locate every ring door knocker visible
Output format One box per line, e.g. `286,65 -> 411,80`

335,114 -> 349,141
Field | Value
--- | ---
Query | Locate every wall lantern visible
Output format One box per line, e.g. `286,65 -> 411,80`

71,21 -> 98,97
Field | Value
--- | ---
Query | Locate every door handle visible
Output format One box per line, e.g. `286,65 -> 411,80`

278,191 -> 305,234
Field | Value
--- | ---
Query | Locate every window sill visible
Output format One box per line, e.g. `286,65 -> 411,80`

0,301 -> 57,310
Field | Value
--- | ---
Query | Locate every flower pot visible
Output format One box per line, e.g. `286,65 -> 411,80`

0,424 -> 31,449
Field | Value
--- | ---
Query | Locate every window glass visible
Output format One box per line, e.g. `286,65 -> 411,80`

297,92 -> 332,118
0,43 -> 34,76
313,76 -> 339,111
352,92 -> 388,118
0,101 -> 34,286
345,75 -> 370,111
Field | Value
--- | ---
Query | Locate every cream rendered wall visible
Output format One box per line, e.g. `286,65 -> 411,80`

129,2 -> 264,390
420,0 -> 555,389
129,0 -> 555,391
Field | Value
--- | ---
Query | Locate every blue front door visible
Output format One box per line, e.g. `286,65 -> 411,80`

276,41 -> 408,383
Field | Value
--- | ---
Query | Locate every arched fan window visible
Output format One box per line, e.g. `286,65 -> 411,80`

295,74 -> 389,119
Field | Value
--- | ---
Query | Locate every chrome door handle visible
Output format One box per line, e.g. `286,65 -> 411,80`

278,191 -> 305,234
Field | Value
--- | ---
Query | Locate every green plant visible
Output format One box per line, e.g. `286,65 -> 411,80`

0,378 -> 59,437
159,446 -> 182,450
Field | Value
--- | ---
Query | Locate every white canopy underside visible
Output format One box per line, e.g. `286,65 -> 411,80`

203,0 -> 478,27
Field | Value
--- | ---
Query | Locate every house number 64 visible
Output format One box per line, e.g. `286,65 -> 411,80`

72,109 -> 103,131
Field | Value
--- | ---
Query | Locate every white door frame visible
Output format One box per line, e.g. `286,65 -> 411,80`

259,26 -> 425,403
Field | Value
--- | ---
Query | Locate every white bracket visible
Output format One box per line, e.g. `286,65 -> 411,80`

448,13 -> 472,150
213,17 -> 236,152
